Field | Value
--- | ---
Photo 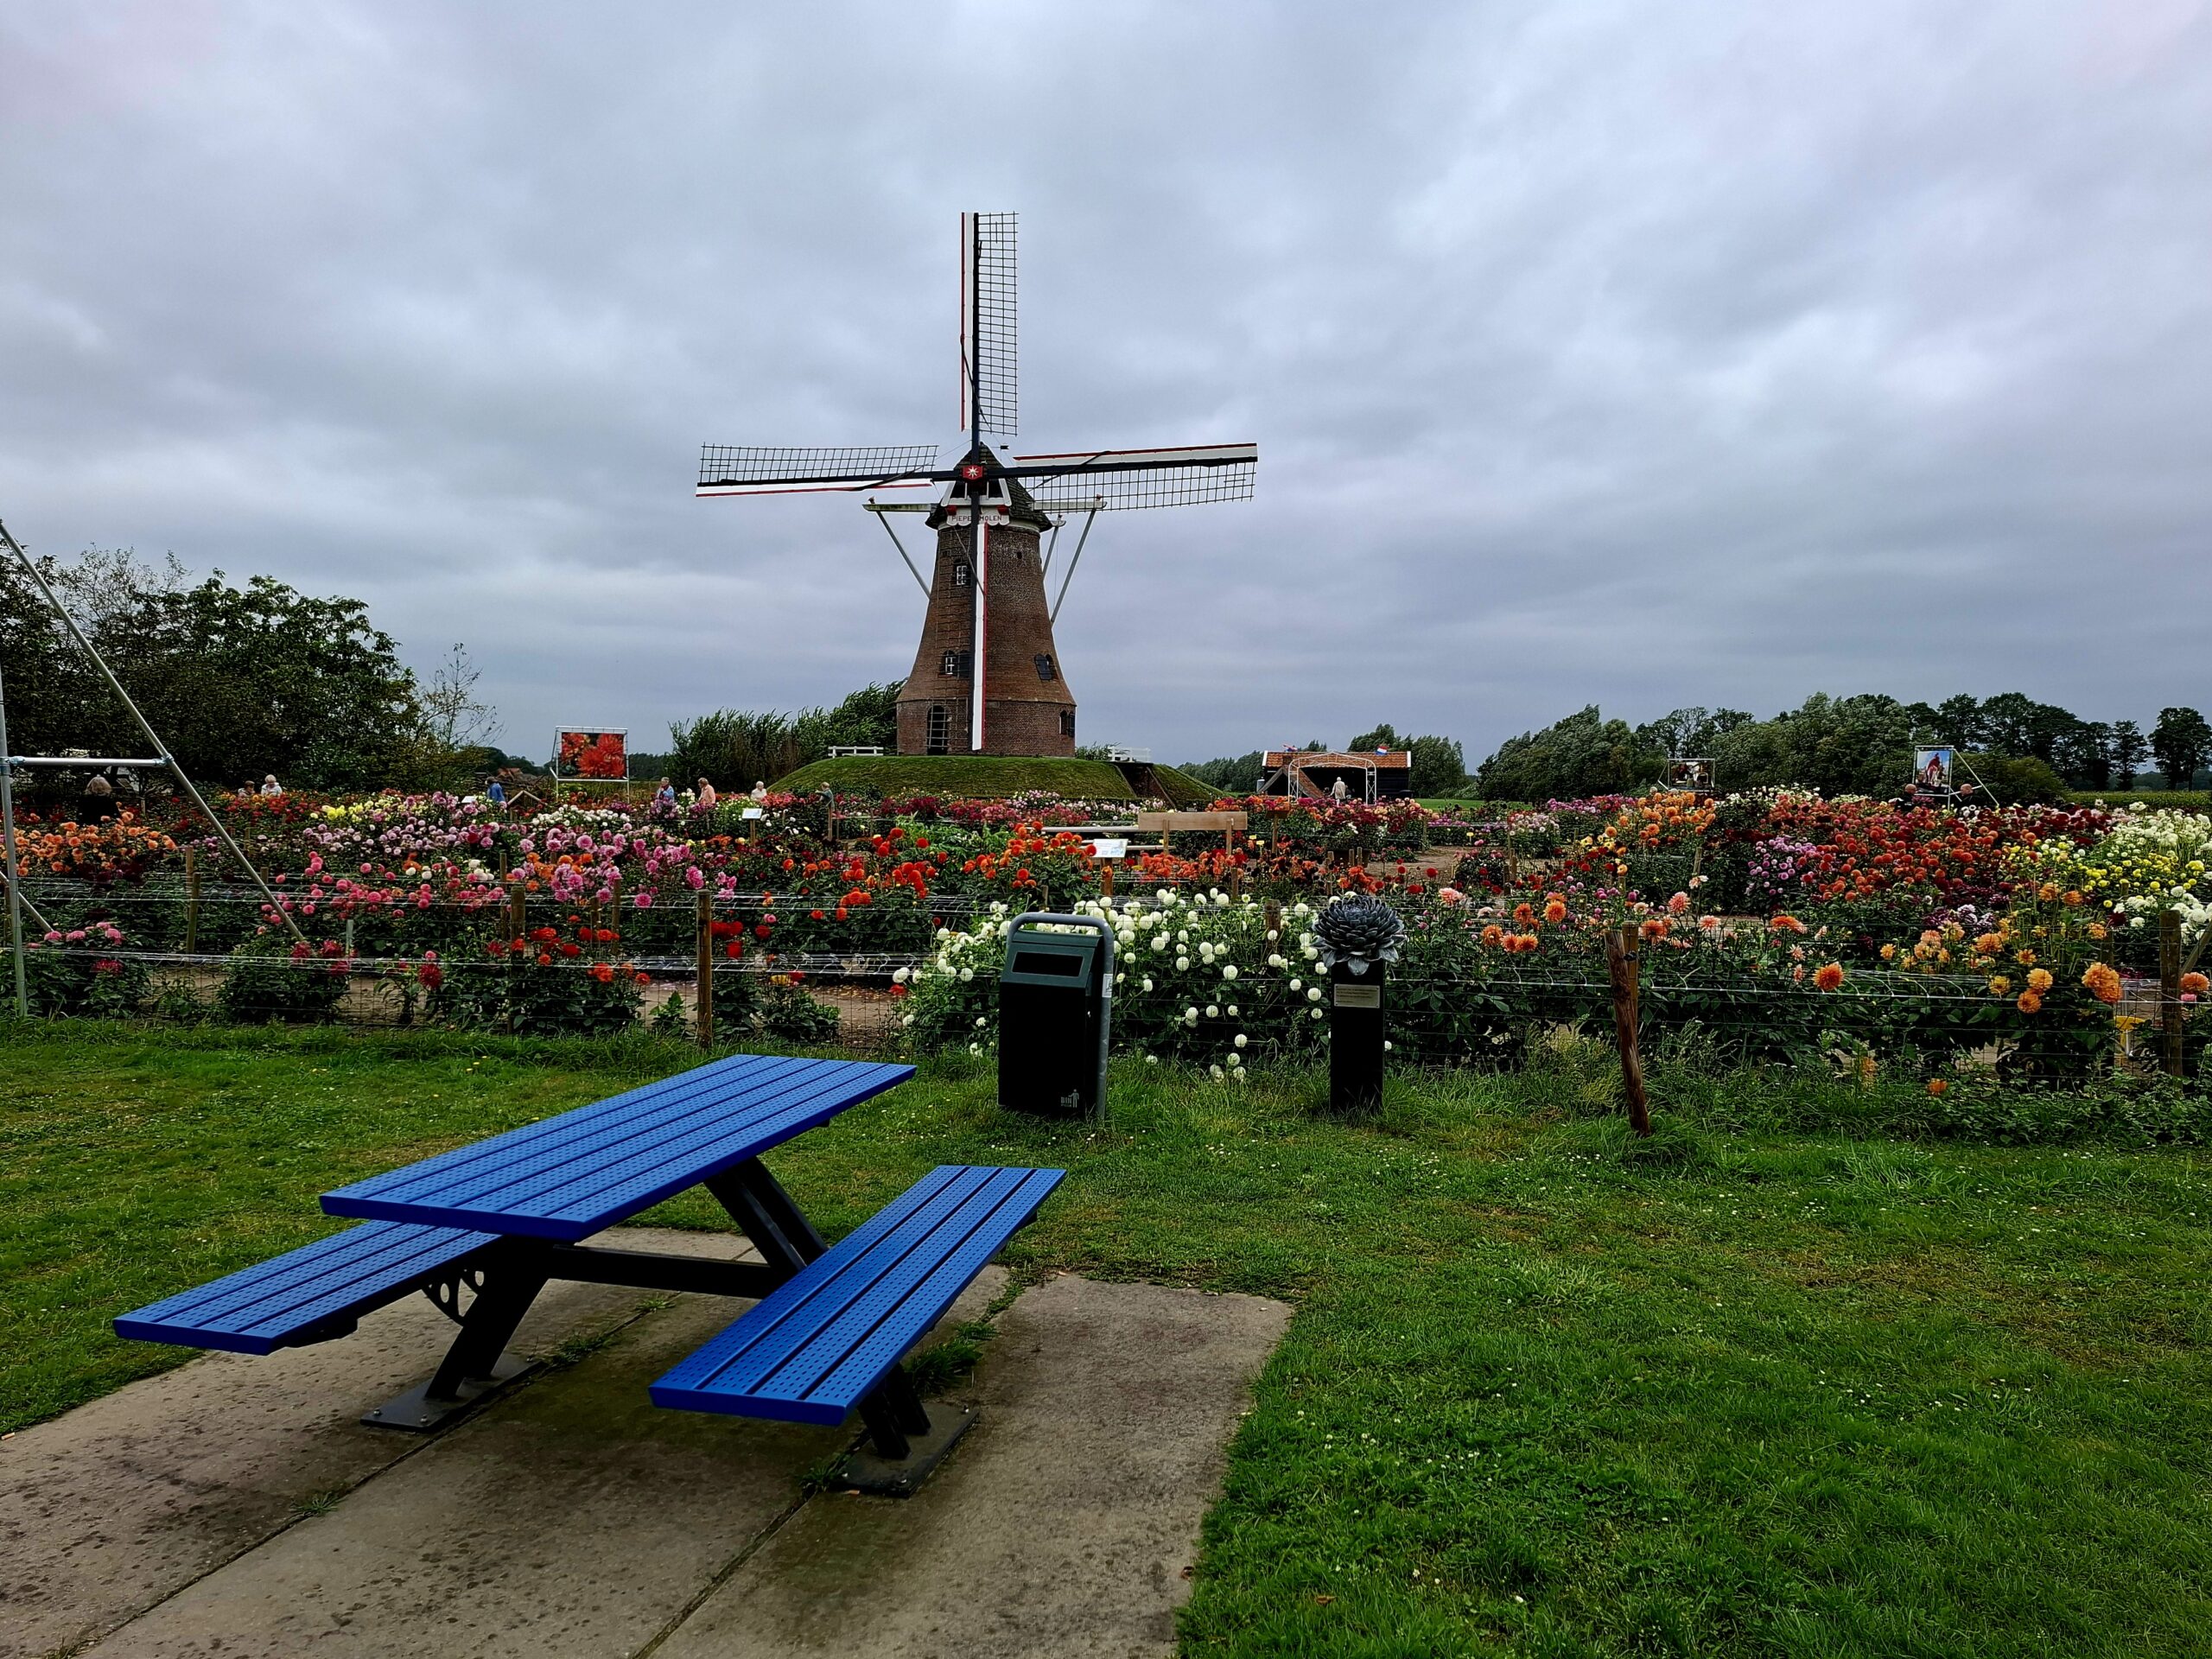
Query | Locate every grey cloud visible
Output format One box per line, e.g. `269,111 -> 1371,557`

3,1 -> 2207,767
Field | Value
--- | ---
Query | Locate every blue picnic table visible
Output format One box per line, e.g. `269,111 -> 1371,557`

117,1053 -> 1063,1469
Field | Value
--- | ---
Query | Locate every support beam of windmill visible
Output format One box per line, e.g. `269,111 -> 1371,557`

695,212 -> 1257,758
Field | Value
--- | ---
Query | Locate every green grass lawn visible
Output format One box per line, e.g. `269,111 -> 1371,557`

775,753 -> 1141,798
4,1021 -> 2209,1656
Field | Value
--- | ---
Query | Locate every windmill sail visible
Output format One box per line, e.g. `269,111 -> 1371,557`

1016,442 -> 1257,511
696,444 -> 940,497
960,212 -> 1018,439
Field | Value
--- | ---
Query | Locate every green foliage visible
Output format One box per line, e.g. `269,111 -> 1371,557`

439,948 -> 645,1038
1179,751 -> 1265,792
774,753 -> 1140,799
0,549 -> 424,794
1347,723 -> 1468,798
22,944 -> 149,1020
9,1024 -> 2212,1655
1961,750 -> 2069,804
665,683 -> 902,791
216,937 -> 353,1024
1476,705 -> 1653,801
2152,706 -> 2210,791
755,977 -> 841,1044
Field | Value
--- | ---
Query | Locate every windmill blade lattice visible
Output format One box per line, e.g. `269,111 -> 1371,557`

696,444 -> 941,496
1019,443 -> 1257,511
961,212 -> 1018,439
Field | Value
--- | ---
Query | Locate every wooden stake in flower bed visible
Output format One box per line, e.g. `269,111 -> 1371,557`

183,846 -> 200,957
2162,910 -> 2184,1080
1604,925 -> 1653,1135
696,888 -> 715,1052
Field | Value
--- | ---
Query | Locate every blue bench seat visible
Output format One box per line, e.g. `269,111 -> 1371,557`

650,1164 -> 1062,1425
115,1220 -> 498,1356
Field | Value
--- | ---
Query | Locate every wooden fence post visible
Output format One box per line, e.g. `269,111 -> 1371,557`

696,888 -> 715,1052
183,846 -> 200,956
2162,909 -> 2185,1079
505,879 -> 527,1035
1604,924 -> 1652,1135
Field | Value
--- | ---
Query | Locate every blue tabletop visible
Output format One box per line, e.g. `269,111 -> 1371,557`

321,1053 -> 913,1241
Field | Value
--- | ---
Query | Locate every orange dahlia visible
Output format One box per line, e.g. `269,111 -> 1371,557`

2082,963 -> 2123,1005
1814,963 -> 1845,991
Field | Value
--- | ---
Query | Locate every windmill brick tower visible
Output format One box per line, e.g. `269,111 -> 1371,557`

895,461 -> 1072,754
696,213 -> 1256,757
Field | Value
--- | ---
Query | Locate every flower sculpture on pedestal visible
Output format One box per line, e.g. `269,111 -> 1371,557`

1311,893 -> 1407,977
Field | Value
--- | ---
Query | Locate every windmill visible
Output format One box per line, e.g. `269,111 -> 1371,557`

696,213 -> 1256,756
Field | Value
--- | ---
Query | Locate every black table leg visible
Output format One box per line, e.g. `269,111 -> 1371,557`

364,1244 -> 550,1432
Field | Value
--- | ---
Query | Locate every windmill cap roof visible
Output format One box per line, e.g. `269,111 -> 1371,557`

926,442 -> 1055,531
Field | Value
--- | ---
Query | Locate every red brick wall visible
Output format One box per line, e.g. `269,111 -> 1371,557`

896,518 -> 1077,756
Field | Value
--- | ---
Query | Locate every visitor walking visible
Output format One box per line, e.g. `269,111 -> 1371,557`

1330,776 -> 1348,804
486,777 -> 507,810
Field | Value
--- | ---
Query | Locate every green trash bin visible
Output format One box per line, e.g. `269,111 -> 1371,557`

998,914 -> 1113,1120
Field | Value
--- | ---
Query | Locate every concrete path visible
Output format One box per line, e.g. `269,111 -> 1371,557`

3,1251 -> 1288,1659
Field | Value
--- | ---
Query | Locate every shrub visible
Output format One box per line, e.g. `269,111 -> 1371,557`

218,936 -> 353,1024
757,975 -> 840,1044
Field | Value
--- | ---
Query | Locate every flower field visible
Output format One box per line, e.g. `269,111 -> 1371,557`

5,784 -> 2204,1084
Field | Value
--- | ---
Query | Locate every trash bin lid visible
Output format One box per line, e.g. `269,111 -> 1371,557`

1001,927 -> 1102,988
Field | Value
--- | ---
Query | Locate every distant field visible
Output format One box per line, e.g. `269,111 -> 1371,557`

2066,790 -> 2210,811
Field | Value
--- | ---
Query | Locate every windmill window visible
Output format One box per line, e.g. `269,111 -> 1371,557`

926,704 -> 950,754
1033,653 -> 1056,683
940,649 -> 971,678
951,563 -> 970,588
1059,710 -> 1075,739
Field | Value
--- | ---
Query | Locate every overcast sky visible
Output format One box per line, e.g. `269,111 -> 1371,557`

4,2 -> 2209,767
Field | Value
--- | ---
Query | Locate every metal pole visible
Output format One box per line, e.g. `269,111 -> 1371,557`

0,659 -> 28,1017
1048,502 -> 1103,627
868,503 -> 932,599
0,518 -> 307,944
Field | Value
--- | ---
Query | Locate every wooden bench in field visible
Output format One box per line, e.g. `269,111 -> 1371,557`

116,1053 -> 1061,1481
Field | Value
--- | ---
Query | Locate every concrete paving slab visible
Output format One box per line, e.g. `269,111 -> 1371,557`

654,1274 -> 1293,1659
75,1263 -> 1007,1659
0,1227 -> 749,1659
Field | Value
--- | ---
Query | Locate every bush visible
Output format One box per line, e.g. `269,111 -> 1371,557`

757,975 -> 840,1044
22,924 -> 149,1019
218,936 -> 353,1024
440,923 -> 648,1037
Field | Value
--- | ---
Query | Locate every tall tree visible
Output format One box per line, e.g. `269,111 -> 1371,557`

2151,707 -> 2210,790
2110,720 -> 2149,788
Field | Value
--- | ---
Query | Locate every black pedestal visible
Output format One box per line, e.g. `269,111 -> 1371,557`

1328,963 -> 1385,1113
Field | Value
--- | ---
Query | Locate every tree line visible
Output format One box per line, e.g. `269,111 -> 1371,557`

638,685 -> 900,790
1182,694 -> 2210,804
1475,695 -> 2210,803
0,547 -> 522,798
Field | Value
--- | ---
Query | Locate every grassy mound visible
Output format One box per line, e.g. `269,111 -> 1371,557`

1149,765 -> 1222,807
775,753 -> 1140,800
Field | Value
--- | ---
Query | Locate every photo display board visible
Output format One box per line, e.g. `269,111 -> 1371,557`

555,728 -> 629,781
1912,747 -> 1955,793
